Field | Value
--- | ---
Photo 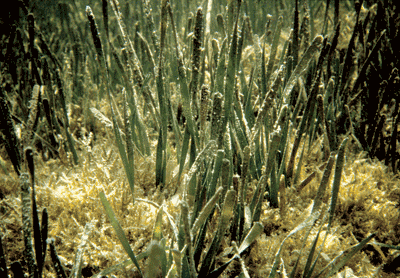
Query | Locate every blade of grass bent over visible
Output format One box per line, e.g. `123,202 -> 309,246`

184,140 -> 217,207
206,222 -> 263,278
268,210 -> 321,278
282,35 -> 323,106
238,222 -> 264,254
316,233 -> 376,278
92,257 -> 145,278
99,192 -> 143,276
191,186 -> 223,237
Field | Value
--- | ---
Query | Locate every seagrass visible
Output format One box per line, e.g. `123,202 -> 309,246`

136,32 -> 156,75
28,13 -> 43,86
199,84 -> 210,147
0,86 -> 21,175
25,148 -> 43,277
190,8 -> 204,118
22,85 -> 40,147
20,173 -> 36,277
69,223 -> 93,278
181,201 -> 197,277
299,2 -> 311,50
293,0 -> 300,69
142,0 -> 160,55
219,15 -> 239,149
155,0 -> 169,188
48,239 -> 67,278
216,13 -> 225,38
168,3 -> 199,148
123,88 -> 134,170
86,6 -> 104,61
1,0 -> 399,277
110,0 -> 145,90
102,0 -> 109,42
55,69 -> 79,165
266,16 -> 283,87
0,237 -> 7,277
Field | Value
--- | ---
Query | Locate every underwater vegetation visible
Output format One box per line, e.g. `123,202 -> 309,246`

0,0 -> 400,277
